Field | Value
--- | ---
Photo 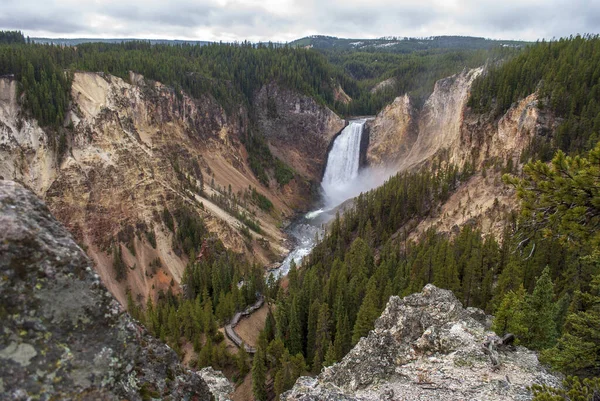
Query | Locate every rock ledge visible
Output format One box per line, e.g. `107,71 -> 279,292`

283,284 -> 560,401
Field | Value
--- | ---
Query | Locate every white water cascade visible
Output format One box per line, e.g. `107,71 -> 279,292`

321,119 -> 366,207
269,119 -> 367,278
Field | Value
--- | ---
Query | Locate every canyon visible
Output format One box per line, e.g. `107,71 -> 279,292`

0,71 -> 343,306
0,61 -> 561,401
0,64 -> 555,305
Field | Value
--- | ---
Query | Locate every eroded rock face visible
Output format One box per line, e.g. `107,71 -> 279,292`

0,180 -> 213,400
283,285 -> 560,401
0,78 -> 56,194
2,72 -> 324,306
365,67 -> 559,174
253,82 -> 345,181
366,94 -> 417,166
399,67 -> 483,170
364,68 -> 560,240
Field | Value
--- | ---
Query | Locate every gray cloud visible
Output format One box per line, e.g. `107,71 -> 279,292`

1,0 -> 598,41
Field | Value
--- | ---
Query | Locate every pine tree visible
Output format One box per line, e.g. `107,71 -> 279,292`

264,309 -> 276,341
505,144 -> 600,248
288,298 -> 302,356
275,300 -> 288,341
434,242 -> 460,293
288,260 -> 299,292
312,303 -> 330,373
274,367 -> 285,400
531,376 -> 600,401
352,281 -> 380,345
267,338 -> 286,370
236,342 -> 250,377
203,297 -> 217,336
112,245 -> 127,282
252,342 -> 268,401
542,263 -> 600,375
492,285 -> 528,339
324,340 -> 336,367
523,267 -> 557,350
493,258 -> 524,308
306,300 -> 320,365
197,338 -> 212,368
333,311 -> 351,360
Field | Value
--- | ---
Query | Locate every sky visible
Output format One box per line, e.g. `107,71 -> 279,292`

1,0 -> 599,42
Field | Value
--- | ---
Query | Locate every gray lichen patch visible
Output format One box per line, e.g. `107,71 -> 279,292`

0,342 -> 37,367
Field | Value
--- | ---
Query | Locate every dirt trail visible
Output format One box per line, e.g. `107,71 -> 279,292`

234,303 -> 269,348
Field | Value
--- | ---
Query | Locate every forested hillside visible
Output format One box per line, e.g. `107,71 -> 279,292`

0,35 -> 348,122
290,35 -> 529,53
469,34 -> 600,156
291,34 -> 523,114
331,47 -> 515,114
0,30 -> 523,124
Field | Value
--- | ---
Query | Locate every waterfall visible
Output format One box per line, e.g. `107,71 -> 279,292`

269,119 -> 369,279
321,119 -> 366,207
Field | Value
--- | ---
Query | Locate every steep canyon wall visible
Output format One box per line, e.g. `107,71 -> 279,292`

0,72 -> 342,305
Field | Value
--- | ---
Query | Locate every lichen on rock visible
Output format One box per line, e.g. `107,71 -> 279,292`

199,367 -> 234,401
0,180 -> 213,400
283,284 -> 561,401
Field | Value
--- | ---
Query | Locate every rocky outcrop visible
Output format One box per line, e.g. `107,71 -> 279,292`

0,180 -> 217,400
459,93 -> 558,169
199,367 -> 234,401
399,67 -> 483,170
253,82 -> 345,181
366,94 -> 417,166
334,84 -> 352,105
283,285 -> 560,401
370,77 -> 396,94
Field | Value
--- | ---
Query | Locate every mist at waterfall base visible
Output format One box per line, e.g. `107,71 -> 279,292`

270,119 -> 394,279
321,165 -> 395,209
320,119 -> 396,214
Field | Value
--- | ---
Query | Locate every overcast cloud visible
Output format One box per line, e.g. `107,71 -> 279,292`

1,0 -> 599,42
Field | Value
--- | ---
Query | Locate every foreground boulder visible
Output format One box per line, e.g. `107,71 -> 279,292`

0,180 -> 213,400
283,284 -> 561,401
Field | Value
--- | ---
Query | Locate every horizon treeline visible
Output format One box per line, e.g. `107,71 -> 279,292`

0,29 -> 519,124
